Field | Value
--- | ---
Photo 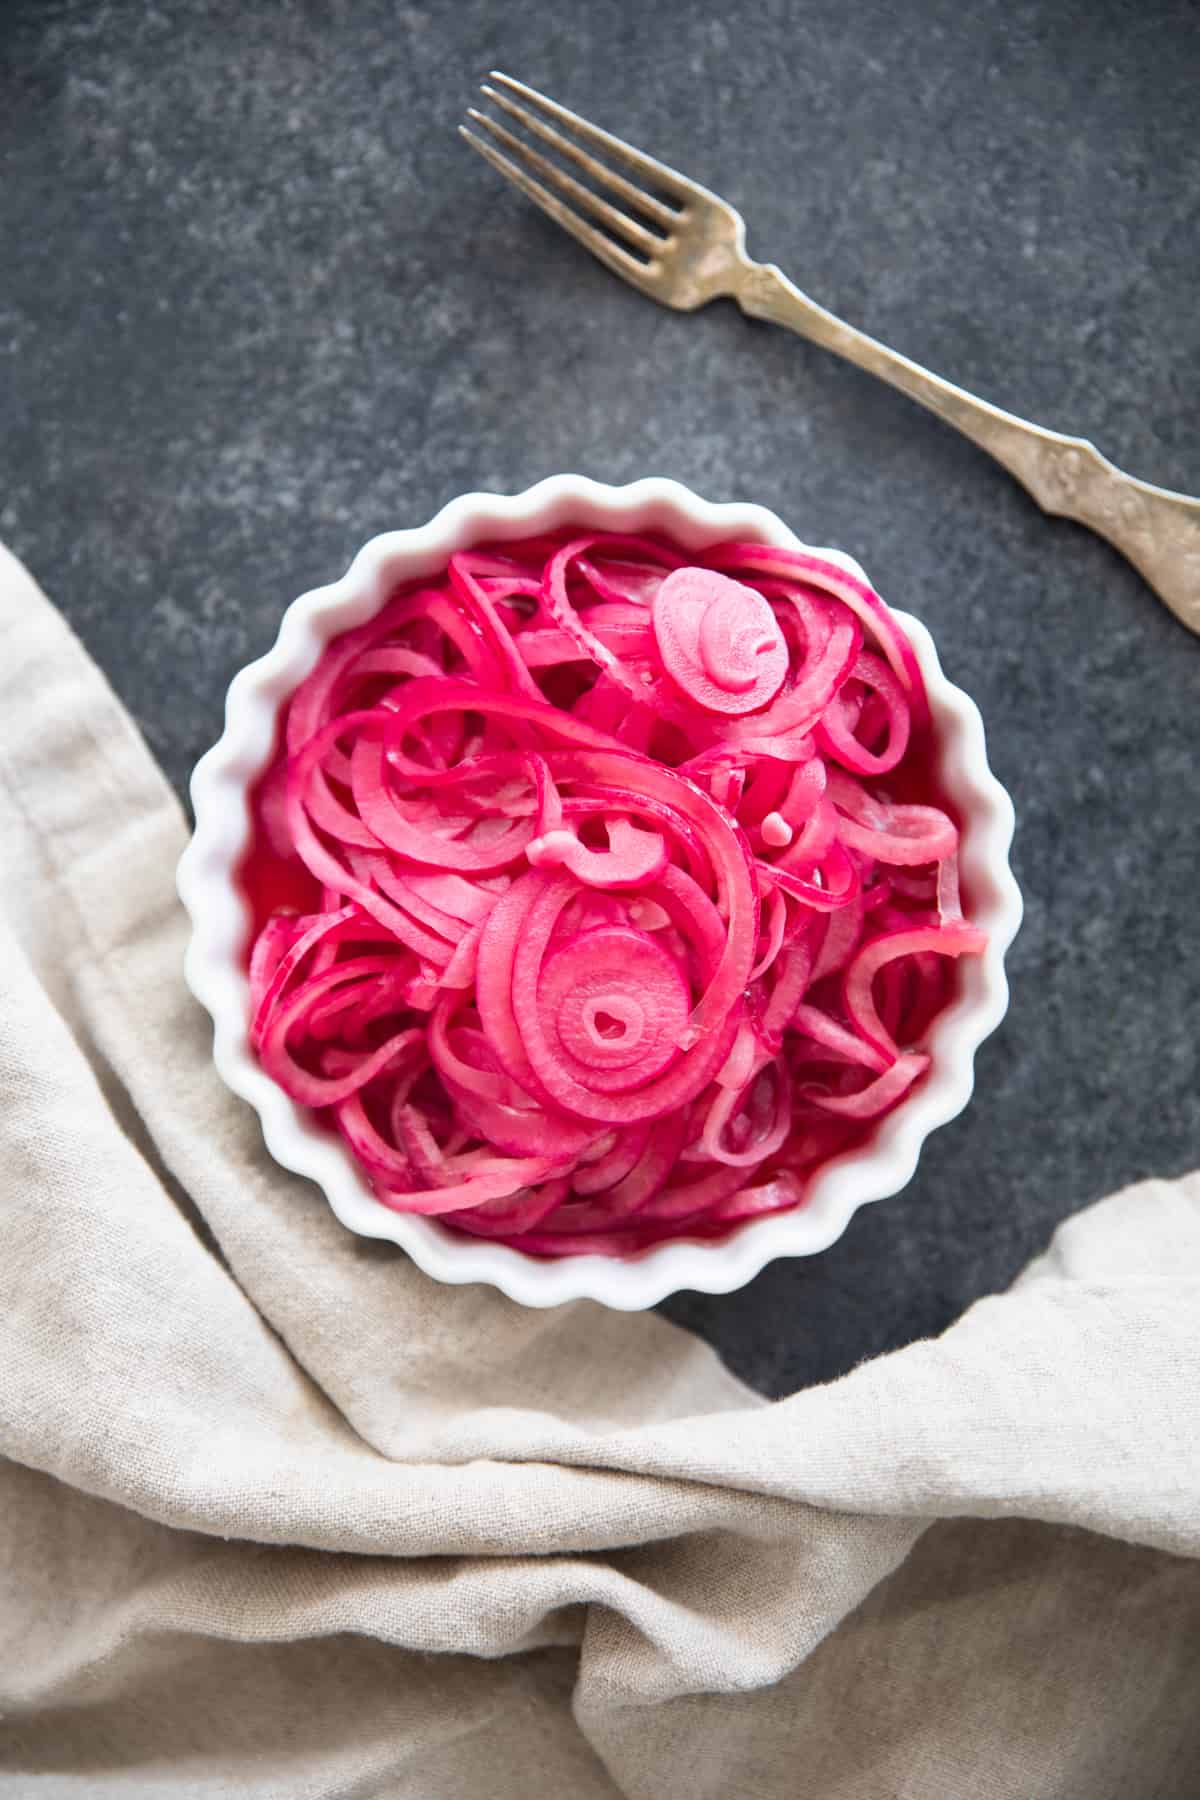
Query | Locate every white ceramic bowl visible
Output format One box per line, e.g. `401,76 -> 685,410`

178,475 -> 1021,1310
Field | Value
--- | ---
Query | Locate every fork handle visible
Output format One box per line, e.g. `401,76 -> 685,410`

739,261 -> 1200,634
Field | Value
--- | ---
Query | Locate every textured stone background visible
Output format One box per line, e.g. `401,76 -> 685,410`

2,0 -> 1197,1395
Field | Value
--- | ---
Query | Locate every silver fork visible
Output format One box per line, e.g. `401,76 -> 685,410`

462,73 -> 1200,637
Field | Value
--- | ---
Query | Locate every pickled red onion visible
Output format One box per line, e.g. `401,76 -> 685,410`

245,529 -> 984,1255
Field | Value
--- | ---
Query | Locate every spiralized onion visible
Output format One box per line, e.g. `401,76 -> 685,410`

245,531 -> 985,1255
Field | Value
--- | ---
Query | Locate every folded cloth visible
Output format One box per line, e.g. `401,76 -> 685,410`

0,539 -> 1197,1799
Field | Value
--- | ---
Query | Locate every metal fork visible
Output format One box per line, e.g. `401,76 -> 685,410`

462,73 -> 1200,637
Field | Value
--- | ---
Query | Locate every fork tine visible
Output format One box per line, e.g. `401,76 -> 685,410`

478,83 -> 678,230
465,109 -> 662,254
487,72 -> 697,212
458,127 -> 656,288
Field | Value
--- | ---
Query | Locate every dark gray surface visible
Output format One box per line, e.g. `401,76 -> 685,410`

2,0 -> 1197,1397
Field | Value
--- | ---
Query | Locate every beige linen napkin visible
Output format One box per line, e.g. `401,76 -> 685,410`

1,539 -> 1198,1799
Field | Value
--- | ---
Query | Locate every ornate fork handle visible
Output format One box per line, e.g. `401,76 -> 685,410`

740,262 -> 1200,634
